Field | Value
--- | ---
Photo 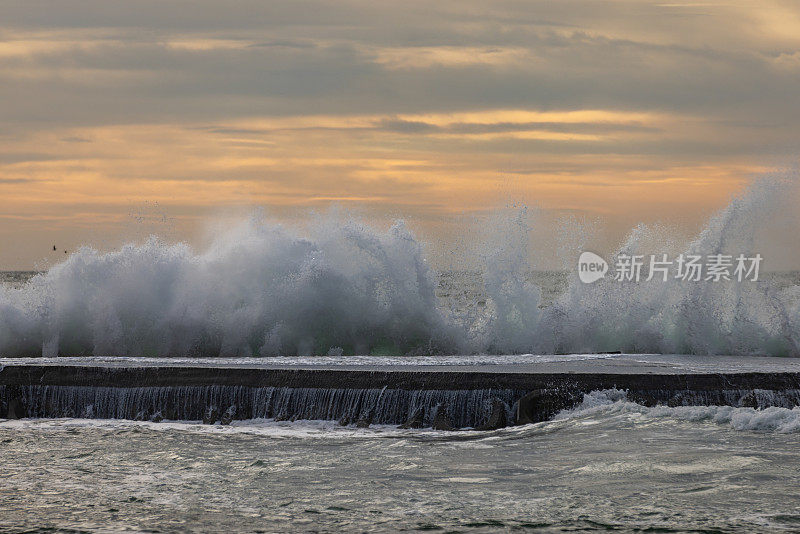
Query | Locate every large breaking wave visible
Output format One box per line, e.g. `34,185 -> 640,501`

1,175 -> 799,357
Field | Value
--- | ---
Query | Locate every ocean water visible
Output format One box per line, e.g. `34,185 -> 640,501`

4,391 -> 800,533
3,176 -> 800,531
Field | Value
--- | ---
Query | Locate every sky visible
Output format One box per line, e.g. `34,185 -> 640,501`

2,0 -> 800,269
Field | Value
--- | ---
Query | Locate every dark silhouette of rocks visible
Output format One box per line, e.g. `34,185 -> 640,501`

474,398 -> 507,431
356,409 -> 373,428
203,406 -> 219,425
220,405 -> 237,425
400,407 -> 424,429
6,397 -> 24,419
432,404 -> 456,431
516,389 -> 582,425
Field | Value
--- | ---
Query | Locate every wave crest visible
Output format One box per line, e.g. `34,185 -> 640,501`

1,176 -> 799,357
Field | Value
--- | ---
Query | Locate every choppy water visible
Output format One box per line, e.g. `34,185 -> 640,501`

3,391 -> 800,533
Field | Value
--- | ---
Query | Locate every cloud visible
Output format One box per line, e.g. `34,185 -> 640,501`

1,0 -> 800,268
370,46 -> 533,69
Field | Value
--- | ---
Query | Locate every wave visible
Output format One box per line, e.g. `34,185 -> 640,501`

555,389 -> 800,433
0,175 -> 799,357
547,175 -> 800,356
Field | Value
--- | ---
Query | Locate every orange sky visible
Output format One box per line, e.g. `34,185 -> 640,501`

2,1 -> 800,269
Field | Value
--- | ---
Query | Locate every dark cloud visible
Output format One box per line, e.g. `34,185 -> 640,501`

1,13 -> 798,137
375,119 -> 439,134
248,40 -> 317,49
0,153 -> 66,164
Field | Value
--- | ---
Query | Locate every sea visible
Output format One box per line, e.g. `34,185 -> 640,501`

3,177 -> 800,532
4,391 -> 800,532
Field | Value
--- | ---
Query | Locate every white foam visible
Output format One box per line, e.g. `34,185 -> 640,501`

0,176 -> 798,357
556,389 -> 800,433
0,417 -> 448,439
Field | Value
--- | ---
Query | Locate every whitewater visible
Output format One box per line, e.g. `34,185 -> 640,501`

1,175 -> 799,358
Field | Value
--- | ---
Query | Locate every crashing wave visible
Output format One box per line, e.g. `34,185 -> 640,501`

0,175 -> 799,357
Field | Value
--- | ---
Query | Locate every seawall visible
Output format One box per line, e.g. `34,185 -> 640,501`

2,357 -> 800,428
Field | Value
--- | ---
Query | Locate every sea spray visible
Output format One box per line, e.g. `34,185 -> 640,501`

0,216 -> 461,357
545,176 -> 800,356
0,176 -> 799,357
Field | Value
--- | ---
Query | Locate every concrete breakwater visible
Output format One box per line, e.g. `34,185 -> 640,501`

2,360 -> 800,428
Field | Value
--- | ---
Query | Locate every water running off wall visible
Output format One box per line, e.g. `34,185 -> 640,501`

0,385 -> 519,428
4,382 -> 800,428
3,363 -> 800,427
0,176 -> 799,357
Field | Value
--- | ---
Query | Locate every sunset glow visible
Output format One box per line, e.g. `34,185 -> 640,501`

2,0 -> 799,268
